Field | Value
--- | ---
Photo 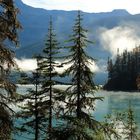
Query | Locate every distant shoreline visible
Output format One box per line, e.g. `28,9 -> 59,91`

16,84 -> 140,93
103,89 -> 139,92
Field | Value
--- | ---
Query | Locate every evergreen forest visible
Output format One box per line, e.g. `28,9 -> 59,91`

104,47 -> 140,91
0,0 -> 140,140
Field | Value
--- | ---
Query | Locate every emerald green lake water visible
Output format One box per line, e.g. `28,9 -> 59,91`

15,85 -> 140,139
94,91 -> 140,125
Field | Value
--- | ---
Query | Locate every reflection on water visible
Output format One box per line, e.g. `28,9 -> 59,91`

94,90 -> 140,128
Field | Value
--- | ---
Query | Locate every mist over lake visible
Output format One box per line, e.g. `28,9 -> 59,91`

14,85 -> 140,139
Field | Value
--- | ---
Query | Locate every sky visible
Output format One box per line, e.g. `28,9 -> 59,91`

21,0 -> 140,14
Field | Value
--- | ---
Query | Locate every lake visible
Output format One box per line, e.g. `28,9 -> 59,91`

15,85 -> 140,139
94,90 -> 140,125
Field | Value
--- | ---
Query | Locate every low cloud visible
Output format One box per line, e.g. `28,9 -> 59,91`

55,60 -> 101,74
98,25 -> 140,57
14,58 -> 103,74
15,58 -> 37,71
89,60 -> 103,73
96,60 -> 107,73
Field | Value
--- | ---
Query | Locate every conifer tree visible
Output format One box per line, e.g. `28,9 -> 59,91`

17,58 -> 47,140
107,57 -> 113,79
103,104 -> 139,140
114,48 -> 121,76
54,11 -> 102,140
123,104 -> 139,140
105,46 -> 139,91
38,17 -> 61,140
0,0 -> 20,139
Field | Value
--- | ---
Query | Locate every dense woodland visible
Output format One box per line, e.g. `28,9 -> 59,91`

0,0 -> 140,140
104,47 -> 140,91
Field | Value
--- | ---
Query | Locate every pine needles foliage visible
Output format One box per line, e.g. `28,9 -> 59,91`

52,11 -> 103,140
0,0 -> 20,139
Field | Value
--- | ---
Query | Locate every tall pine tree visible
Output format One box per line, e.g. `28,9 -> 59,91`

38,17 -> 61,140
17,58 -> 48,140
54,11 -> 102,140
0,0 -> 20,139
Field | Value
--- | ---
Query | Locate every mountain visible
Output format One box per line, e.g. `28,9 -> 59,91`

14,0 -> 140,84
15,0 -> 133,58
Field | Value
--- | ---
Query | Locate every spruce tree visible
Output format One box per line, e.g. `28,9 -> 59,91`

103,104 -> 139,140
38,17 -> 61,140
105,47 -> 139,91
17,58 -> 47,140
123,103 -> 139,140
107,57 -> 113,79
54,11 -> 102,140
0,0 -> 20,139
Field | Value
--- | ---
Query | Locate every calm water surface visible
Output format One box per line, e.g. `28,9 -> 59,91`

94,90 -> 140,124
15,85 -> 140,139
